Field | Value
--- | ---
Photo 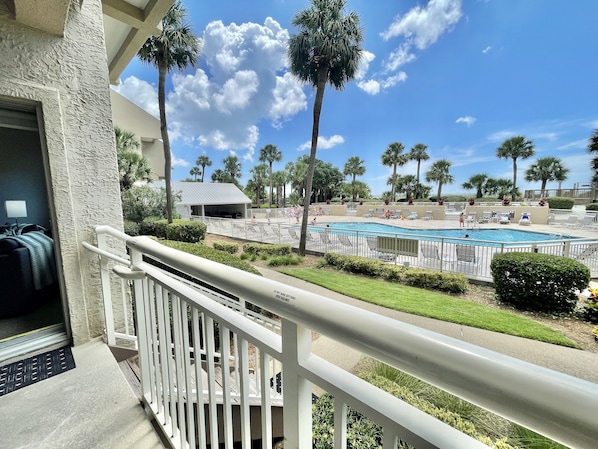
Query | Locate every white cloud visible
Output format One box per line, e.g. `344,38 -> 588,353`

380,0 -> 463,49
371,0 -> 462,95
456,116 -> 476,127
172,154 -> 190,168
112,77 -> 161,118
354,50 -> 376,80
384,43 -> 417,72
482,46 -> 492,54
298,135 -> 345,151
118,17 -> 305,161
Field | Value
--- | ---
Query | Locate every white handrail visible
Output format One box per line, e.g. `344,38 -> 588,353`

86,226 -> 598,448
124,233 -> 598,449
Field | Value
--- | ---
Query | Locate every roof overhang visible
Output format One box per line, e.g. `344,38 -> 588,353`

0,0 -> 174,84
102,0 -> 174,84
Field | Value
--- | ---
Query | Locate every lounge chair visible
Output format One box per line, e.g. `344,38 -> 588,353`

319,231 -> 333,245
420,243 -> 454,268
577,214 -> 596,229
455,244 -> 478,273
338,234 -> 353,247
561,215 -> 579,228
364,209 -> 374,218
423,210 -> 433,221
518,212 -> 532,226
479,211 -> 491,223
465,213 -> 477,227
547,213 -> 557,226
407,212 -> 418,220
497,213 -> 510,225
288,228 -> 299,240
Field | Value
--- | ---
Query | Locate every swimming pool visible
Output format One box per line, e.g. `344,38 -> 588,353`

323,222 -> 573,243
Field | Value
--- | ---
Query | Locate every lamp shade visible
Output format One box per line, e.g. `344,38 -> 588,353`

5,200 -> 27,218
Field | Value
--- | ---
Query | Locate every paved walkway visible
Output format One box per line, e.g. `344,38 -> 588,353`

257,268 -> 598,385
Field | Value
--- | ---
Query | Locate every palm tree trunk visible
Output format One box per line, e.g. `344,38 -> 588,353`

391,164 -> 397,201
269,164 -> 274,208
512,158 -> 518,201
299,68 -> 327,255
158,61 -> 173,223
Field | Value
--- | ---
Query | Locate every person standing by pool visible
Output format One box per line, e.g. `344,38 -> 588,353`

459,212 -> 464,227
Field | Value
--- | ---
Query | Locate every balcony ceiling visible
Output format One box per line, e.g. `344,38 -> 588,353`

0,0 -> 174,84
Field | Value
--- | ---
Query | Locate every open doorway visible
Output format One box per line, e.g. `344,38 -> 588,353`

0,101 -> 70,362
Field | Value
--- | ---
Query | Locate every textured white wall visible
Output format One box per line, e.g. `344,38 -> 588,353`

0,0 -> 124,344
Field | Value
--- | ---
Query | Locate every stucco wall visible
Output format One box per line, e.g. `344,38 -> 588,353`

0,0 -> 124,344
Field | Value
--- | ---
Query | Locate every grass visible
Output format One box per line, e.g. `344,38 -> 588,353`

279,268 -> 579,348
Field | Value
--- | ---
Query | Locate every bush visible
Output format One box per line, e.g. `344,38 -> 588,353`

268,255 -> 303,266
324,253 -> 469,294
165,220 -> 206,243
139,218 -> 161,236
242,242 -> 291,256
490,253 -> 589,314
123,221 -> 139,236
585,203 -> 598,211
157,239 -> 261,275
213,241 -> 239,254
545,197 -> 574,210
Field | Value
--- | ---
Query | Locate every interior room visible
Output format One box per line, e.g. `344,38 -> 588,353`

0,102 -> 66,358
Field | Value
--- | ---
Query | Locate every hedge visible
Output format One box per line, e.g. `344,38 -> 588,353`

490,252 -> 589,314
324,253 -> 469,294
545,197 -> 574,210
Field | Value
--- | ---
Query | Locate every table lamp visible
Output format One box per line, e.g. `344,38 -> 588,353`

5,200 -> 27,231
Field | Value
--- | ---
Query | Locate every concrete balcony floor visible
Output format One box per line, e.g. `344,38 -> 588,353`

0,338 -> 164,449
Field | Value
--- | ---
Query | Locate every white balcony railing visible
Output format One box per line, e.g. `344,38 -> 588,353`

84,225 -> 598,449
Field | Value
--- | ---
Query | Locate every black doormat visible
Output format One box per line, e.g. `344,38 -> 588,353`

0,346 -> 76,397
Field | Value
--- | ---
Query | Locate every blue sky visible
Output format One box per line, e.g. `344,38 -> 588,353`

113,0 -> 598,197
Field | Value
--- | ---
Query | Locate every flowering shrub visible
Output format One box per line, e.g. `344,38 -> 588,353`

469,198 -> 475,205
583,286 -> 598,323
408,198 -> 414,205
502,198 -> 510,206
538,199 -> 546,206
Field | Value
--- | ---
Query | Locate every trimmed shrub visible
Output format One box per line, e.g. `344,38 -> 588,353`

123,221 -> 139,236
490,252 -> 589,314
213,241 -> 239,254
268,255 -> 303,266
157,239 -> 261,275
165,220 -> 206,243
139,218 -> 162,237
545,197 -> 574,210
242,242 -> 291,256
324,253 -> 469,294
585,203 -> 598,211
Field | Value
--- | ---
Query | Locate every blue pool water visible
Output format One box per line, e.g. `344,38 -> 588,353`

323,222 -> 573,243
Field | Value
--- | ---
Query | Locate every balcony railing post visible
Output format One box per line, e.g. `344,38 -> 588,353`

281,318 -> 312,449
97,231 -> 116,346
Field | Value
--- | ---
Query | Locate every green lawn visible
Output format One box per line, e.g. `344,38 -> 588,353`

279,268 -> 579,348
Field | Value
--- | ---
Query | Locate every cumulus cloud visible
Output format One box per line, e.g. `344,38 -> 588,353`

456,116 -> 476,127
358,0 -> 462,96
117,17 -> 306,162
381,0 -> 463,49
298,135 -> 345,151
482,46 -> 492,54
172,155 -> 190,168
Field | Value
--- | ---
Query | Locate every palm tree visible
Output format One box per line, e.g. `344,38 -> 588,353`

223,155 -> 242,186
272,170 -> 288,207
394,174 -> 418,200
462,174 -> 489,199
115,127 -> 152,191
343,156 -> 366,202
381,142 -> 407,202
524,157 -> 569,197
408,143 -> 429,184
115,126 -> 140,153
425,159 -> 454,201
259,144 -> 283,207
196,155 -> 212,182
189,167 -> 201,181
137,0 -> 200,222
211,169 -> 227,183
249,164 -> 268,208
288,0 -> 363,255
587,129 -> 598,182
496,136 -> 535,201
